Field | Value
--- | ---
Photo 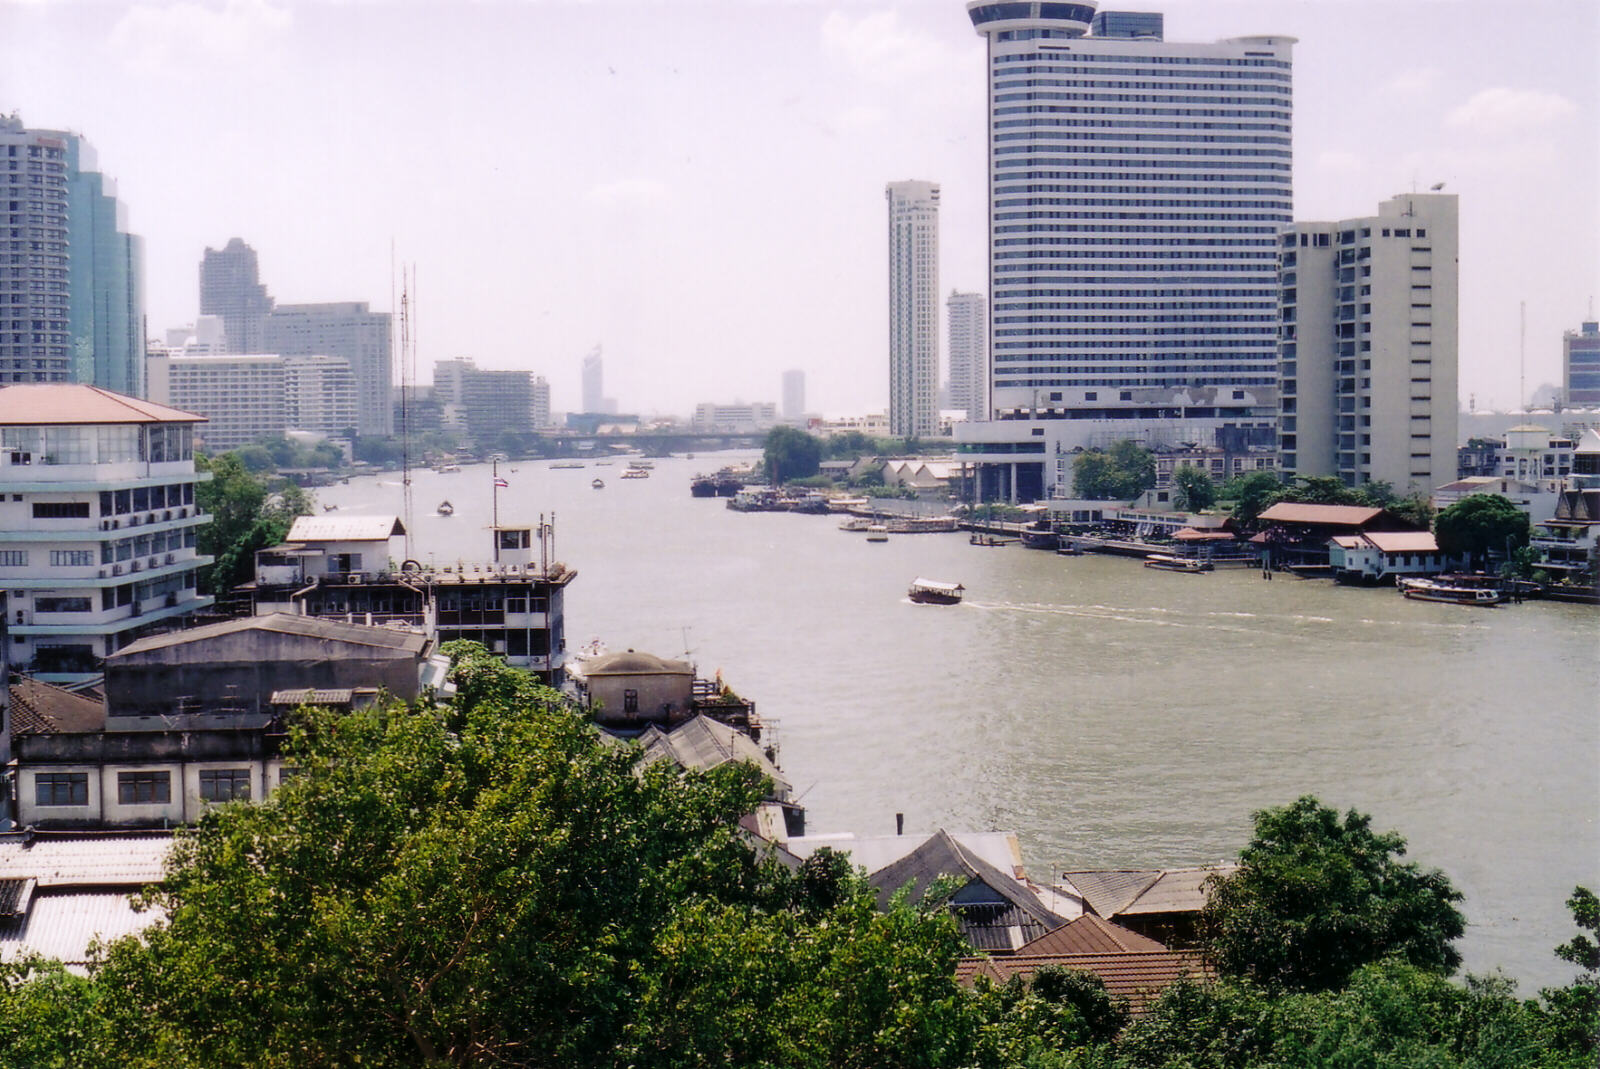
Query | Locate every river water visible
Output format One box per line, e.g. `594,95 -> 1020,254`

320,454 -> 1599,990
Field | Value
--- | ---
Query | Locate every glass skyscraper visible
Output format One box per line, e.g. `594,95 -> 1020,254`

967,2 -> 1294,417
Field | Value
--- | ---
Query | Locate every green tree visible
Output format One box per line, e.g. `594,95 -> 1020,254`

1434,493 -> 1531,571
71,645 -> 977,1068
1221,470 -> 1284,525
763,425 -> 823,484
1277,475 -> 1364,507
1170,464 -> 1217,512
195,454 -> 312,596
1072,441 -> 1156,501
1541,886 -> 1600,1061
1203,796 -> 1465,993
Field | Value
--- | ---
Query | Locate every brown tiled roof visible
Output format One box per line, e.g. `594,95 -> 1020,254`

7,677 -> 106,735
1016,913 -> 1167,955
0,384 -> 204,425
1256,503 -> 1383,527
956,951 -> 1216,1015
1361,531 -> 1440,554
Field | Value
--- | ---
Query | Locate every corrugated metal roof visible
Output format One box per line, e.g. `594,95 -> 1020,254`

956,950 -> 1215,1015
0,384 -> 205,426
0,890 -> 163,966
1361,531 -> 1439,554
1256,503 -> 1383,527
1060,870 -> 1161,918
0,878 -> 36,920
1119,866 -> 1234,916
0,833 -> 174,887
636,716 -> 790,795
1015,913 -> 1167,955
111,612 -> 428,658
285,515 -> 406,542
270,689 -> 356,705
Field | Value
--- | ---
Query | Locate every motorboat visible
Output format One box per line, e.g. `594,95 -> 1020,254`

437,500 -> 454,516
591,478 -> 605,490
908,578 -> 964,605
1143,553 -> 1211,573
1398,577 -> 1503,605
865,525 -> 889,543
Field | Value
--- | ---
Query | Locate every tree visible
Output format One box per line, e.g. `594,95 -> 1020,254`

1203,796 -> 1465,993
70,645 -> 977,1067
1072,441 -> 1155,500
1542,886 -> 1600,1060
1171,464 -> 1217,512
763,425 -> 822,484
1222,470 -> 1285,525
1434,493 -> 1531,571
195,454 -> 312,596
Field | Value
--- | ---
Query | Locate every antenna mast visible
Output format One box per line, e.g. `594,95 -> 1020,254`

1519,300 -> 1526,412
399,266 -> 416,554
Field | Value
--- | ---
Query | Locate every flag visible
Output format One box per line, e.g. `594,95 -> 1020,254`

493,478 -> 509,488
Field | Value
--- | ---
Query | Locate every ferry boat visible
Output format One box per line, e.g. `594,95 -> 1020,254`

865,525 -> 889,543
433,462 -> 462,474
908,578 -> 964,605
1143,553 -> 1212,573
591,477 -> 605,490
436,500 -> 454,516
620,468 -> 649,479
1398,577 -> 1503,606
552,461 -> 585,470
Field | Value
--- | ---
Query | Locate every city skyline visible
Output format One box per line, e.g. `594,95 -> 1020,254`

3,0 -> 1595,416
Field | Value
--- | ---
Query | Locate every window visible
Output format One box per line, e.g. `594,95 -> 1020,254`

118,770 -> 171,804
36,772 -> 88,806
35,596 -> 90,612
33,501 -> 89,519
199,769 -> 251,802
623,689 -> 639,713
0,550 -> 27,567
50,549 -> 93,567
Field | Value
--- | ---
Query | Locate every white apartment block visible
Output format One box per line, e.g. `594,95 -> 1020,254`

149,351 -> 356,451
1278,193 -> 1459,495
0,385 -> 213,683
967,3 -> 1293,419
947,291 -> 988,422
691,402 -> 777,433
886,180 -> 940,438
262,302 -> 392,437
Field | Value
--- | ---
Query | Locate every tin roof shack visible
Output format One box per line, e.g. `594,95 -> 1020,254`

8,615 -> 438,830
1060,865 -> 1234,948
247,516 -> 575,685
1329,531 -> 1449,584
578,650 -> 763,741
0,830 -> 173,970
1252,502 -> 1418,567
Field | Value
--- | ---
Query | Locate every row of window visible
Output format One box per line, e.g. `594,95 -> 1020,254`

992,82 -> 1290,104
35,768 -> 254,807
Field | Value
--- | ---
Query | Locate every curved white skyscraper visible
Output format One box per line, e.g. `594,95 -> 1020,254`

886,180 -> 940,439
967,2 -> 1294,418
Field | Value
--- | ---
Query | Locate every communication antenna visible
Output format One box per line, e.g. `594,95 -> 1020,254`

1519,300 -> 1526,413
398,265 -> 417,554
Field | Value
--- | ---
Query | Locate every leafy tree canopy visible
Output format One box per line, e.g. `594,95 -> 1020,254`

763,425 -> 823,483
1221,470 -> 1285,524
1203,796 -> 1466,993
1073,440 -> 1156,500
1170,464 -> 1217,512
194,453 -> 313,596
1435,493 -> 1532,569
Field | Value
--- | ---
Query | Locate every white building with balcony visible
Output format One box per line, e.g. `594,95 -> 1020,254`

0,385 -> 212,682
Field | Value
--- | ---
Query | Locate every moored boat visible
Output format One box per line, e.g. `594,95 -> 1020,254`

620,468 -> 649,479
865,525 -> 889,542
908,578 -> 964,605
1143,553 -> 1212,573
1398,577 -> 1503,605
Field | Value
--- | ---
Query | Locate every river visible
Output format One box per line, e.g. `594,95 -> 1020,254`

319,454 -> 1600,990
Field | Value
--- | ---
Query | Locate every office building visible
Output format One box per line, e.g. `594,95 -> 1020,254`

263,302 -> 393,436
692,402 -> 778,433
0,385 -> 212,683
1278,193 -> 1459,495
886,180 -> 940,438
0,117 -> 144,393
150,351 -> 356,451
782,369 -> 806,421
199,238 -> 273,355
947,291 -> 987,422
432,358 -> 544,443
1565,321 -> 1600,407
581,345 -> 604,413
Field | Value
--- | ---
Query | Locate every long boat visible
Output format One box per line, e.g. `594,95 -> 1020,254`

1398,577 -> 1503,606
908,578 -> 964,605
1143,553 -> 1212,573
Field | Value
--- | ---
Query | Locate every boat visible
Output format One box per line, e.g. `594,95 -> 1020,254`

865,525 -> 889,543
591,478 -> 605,489
620,468 -> 649,479
1143,553 -> 1212,573
552,461 -> 585,469
437,500 -> 454,516
690,475 -> 718,497
969,532 -> 1018,547
1056,539 -> 1084,556
628,460 -> 654,470
322,503 -> 339,512
908,578 -> 964,605
1020,529 -> 1058,550
727,487 -> 782,512
1398,577 -> 1503,606
839,516 -> 875,532
433,462 -> 461,474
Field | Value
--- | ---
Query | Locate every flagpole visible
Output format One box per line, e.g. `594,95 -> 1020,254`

492,456 -> 500,562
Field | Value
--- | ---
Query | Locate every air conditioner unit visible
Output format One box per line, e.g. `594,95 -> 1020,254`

128,515 -> 139,526
163,510 -> 172,521
129,560 -> 140,572
98,568 -> 108,578
149,556 -> 160,569
111,563 -> 123,575
165,553 -> 175,565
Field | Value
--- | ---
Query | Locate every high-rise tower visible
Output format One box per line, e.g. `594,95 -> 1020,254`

886,180 -> 940,439
199,238 -> 274,354
264,301 -> 393,436
967,2 -> 1294,418
581,346 -> 604,414
782,369 -> 806,421
946,291 -> 988,422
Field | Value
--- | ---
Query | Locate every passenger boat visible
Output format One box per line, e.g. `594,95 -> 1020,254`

1020,529 -> 1058,550
839,516 -> 875,532
433,462 -> 461,474
436,500 -> 454,516
1143,553 -> 1212,573
620,468 -> 649,479
1398,577 -> 1503,606
591,478 -> 605,490
552,461 -> 585,469
865,525 -> 889,542
908,578 -> 964,605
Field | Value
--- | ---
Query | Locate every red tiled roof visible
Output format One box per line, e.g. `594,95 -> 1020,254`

957,950 -> 1216,1015
1016,913 -> 1167,955
0,384 -> 204,425
1256,503 -> 1382,527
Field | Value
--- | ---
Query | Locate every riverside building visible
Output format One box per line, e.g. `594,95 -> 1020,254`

886,180 -> 941,439
149,351 -> 357,451
947,291 -> 989,423
1566,321 -> 1600,408
0,385 -> 212,683
954,3 -> 1291,501
263,302 -> 393,437
1277,194 -> 1459,495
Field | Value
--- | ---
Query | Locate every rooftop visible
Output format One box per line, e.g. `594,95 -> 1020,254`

285,514 -> 407,542
8,677 -> 106,735
1256,503 -> 1384,527
957,951 -> 1215,1015
110,612 -> 429,659
0,384 -> 204,426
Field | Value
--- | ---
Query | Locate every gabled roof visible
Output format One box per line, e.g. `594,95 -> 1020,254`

1015,913 -> 1167,956
7,677 -> 106,735
285,515 -> 406,542
635,715 -> 790,795
109,612 -> 428,659
956,951 -> 1215,1015
0,384 -> 205,426
1059,870 -> 1161,918
1256,503 -> 1383,527
1361,531 -> 1440,554
1061,865 -> 1234,919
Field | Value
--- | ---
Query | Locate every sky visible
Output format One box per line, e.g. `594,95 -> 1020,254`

3,0 -> 1596,419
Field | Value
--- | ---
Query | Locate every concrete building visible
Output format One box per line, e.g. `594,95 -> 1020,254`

432,358 -> 544,443
1565,321 -> 1600,407
886,180 -> 940,438
0,385 -> 212,683
1278,194 -> 1459,495
581,345 -> 605,413
947,291 -> 987,423
0,118 -> 144,393
150,351 -> 357,451
966,3 -> 1292,418
198,237 -> 273,355
263,301 -> 392,437
691,402 -> 777,433
782,369 -> 805,421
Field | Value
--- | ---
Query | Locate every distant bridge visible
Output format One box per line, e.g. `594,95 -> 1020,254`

543,431 -> 767,455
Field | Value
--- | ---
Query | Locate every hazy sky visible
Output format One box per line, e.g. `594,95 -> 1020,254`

4,0 -> 1596,418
